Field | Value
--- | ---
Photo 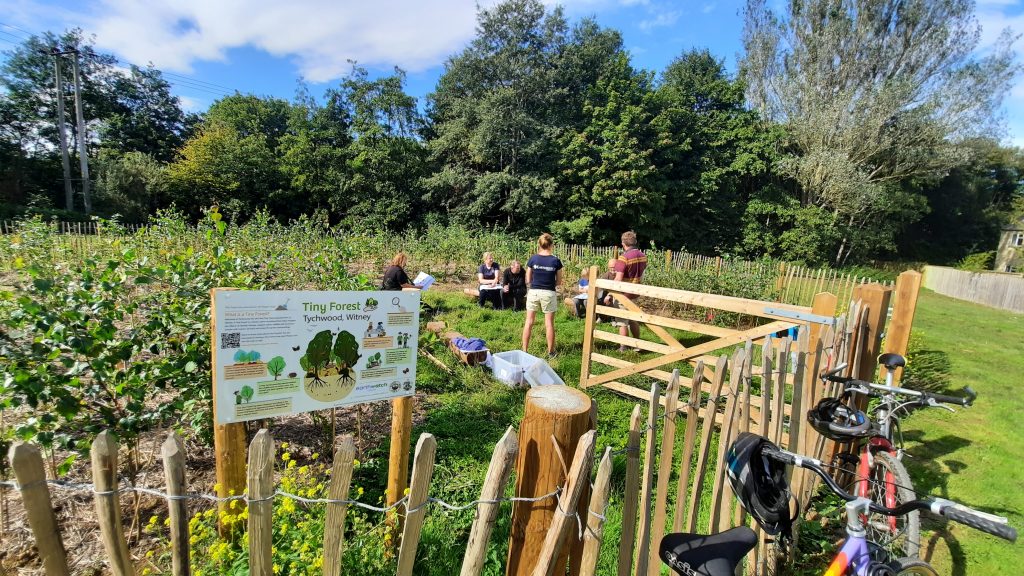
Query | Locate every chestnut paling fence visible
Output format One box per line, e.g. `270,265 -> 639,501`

2,282 -> 905,576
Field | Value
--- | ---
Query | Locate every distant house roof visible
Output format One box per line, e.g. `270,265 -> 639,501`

1005,217 -> 1024,232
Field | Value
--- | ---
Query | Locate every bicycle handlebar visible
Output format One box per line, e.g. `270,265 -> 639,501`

763,446 -> 1017,542
820,373 -> 975,407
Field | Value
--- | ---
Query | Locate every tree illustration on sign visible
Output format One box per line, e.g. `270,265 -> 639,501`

299,330 -> 334,388
332,331 -> 361,385
267,356 -> 286,380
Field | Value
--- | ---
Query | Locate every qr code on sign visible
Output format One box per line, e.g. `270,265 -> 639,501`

220,332 -> 241,349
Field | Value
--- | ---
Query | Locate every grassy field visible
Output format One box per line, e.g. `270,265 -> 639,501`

407,287 -> 1021,575
898,290 -> 1023,575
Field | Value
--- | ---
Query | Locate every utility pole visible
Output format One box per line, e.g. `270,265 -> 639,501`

70,51 -> 91,215
45,49 -> 74,211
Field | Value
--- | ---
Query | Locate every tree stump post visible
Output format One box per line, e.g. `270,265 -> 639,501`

507,386 -> 593,576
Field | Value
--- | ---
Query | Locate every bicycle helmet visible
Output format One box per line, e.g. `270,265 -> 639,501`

726,432 -> 795,537
806,397 -> 873,442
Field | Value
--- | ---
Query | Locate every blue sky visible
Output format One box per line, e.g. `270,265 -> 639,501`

2,0 -> 1023,145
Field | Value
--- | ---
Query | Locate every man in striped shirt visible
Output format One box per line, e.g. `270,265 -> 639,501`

612,230 -> 647,348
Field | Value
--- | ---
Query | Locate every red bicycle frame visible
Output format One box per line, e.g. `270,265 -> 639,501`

855,436 -> 899,532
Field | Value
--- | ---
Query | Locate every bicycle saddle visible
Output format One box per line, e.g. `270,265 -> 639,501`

659,526 -> 758,576
877,353 -> 906,370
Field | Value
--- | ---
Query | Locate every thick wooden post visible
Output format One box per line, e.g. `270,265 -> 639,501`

161,433 -> 190,576
397,433 -> 438,576
852,283 -> 892,396
323,435 -> 356,576
531,430 -> 597,576
387,395 -> 414,540
9,443 -> 69,576
880,271 -> 921,385
507,387 -> 593,576
664,250 -> 672,270
91,431 -> 133,576
462,427 -> 519,576
617,405 -> 644,576
210,288 -> 246,530
247,430 -> 274,576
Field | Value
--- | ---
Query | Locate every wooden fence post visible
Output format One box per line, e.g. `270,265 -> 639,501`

91,431 -> 133,576
210,288 -> 247,533
880,270 -> 921,385
852,283 -> 892,400
461,427 -> 519,576
579,266 -> 600,388
9,443 -> 70,576
397,433 -> 438,576
664,250 -> 672,270
672,362 -> 704,533
685,356 -> 728,533
633,384 -> 659,576
580,447 -> 613,576
387,395 -> 414,546
323,435 -> 356,576
617,405 -> 643,576
708,349 -> 743,532
161,433 -> 190,576
507,387 -> 593,576
804,291 -> 837,400
647,371 -> 680,576
247,430 -> 274,576
531,430 -> 597,576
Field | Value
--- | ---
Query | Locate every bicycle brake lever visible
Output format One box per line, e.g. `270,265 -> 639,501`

927,399 -> 956,413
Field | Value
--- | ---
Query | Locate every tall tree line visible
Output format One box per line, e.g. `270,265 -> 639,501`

1,0 -> 1021,265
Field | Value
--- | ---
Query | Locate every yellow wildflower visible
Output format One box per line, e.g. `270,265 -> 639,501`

282,452 -> 291,462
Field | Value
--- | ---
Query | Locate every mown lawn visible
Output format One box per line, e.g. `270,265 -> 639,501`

899,290 -> 1023,575
396,288 -> 1019,575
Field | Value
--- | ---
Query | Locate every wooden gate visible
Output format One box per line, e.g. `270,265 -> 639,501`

578,265 -> 838,413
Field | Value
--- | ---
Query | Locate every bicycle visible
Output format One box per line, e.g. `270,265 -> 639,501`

811,354 -> 976,557
658,432 -> 1016,576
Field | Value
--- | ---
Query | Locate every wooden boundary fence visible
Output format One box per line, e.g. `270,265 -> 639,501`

3,426 -> 611,576
922,265 -> 1024,313
2,276 -> 915,575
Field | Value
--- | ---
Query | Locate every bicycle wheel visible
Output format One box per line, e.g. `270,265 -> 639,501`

865,451 -> 920,558
888,557 -> 940,575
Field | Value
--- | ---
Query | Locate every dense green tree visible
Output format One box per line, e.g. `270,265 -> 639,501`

425,0 -> 570,231
168,95 -> 291,216
655,49 -> 780,254
279,85 -> 352,215
101,65 -> 193,162
741,0 -> 1020,264
93,150 -> 170,221
555,54 -> 663,244
898,140 -> 1024,263
166,121 -> 280,216
0,29 -> 189,213
336,66 -> 427,230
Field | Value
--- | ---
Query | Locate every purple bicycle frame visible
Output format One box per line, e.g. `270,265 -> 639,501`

823,497 -> 875,576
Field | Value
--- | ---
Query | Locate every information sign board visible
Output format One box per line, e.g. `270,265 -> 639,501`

212,290 -> 419,424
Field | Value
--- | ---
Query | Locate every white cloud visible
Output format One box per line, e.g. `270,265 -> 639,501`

702,3 -> 717,14
638,9 -> 680,32
176,94 -> 206,112
74,0 -> 489,81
